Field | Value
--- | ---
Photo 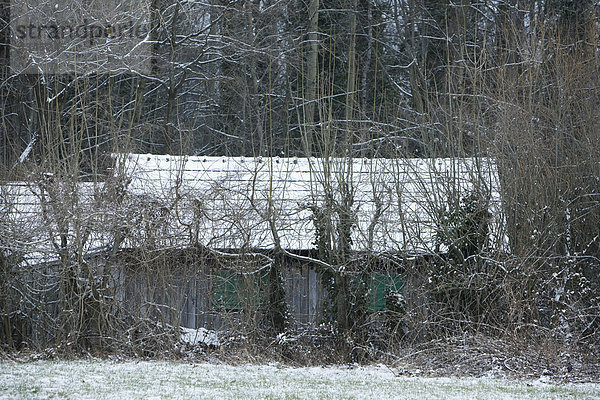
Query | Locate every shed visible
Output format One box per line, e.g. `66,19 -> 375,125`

1,154 -> 504,333
108,154 -> 503,329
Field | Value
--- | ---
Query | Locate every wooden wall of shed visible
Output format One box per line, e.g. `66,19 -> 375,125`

281,261 -> 325,326
111,249 -> 327,331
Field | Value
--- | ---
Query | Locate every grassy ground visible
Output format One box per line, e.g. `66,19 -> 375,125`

0,360 -> 599,399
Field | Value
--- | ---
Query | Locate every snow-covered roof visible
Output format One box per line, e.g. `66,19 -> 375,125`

0,154 -> 503,268
0,180 -> 110,266
116,154 -> 504,253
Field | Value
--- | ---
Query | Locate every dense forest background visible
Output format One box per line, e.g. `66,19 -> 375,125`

1,1 -> 597,159
0,0 -> 599,363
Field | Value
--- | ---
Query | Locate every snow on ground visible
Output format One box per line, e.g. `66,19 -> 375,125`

0,360 -> 598,400
179,327 -> 220,347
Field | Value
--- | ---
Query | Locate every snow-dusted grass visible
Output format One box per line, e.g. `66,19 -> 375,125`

0,360 -> 598,399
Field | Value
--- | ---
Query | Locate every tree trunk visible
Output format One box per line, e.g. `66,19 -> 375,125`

304,0 -> 319,155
